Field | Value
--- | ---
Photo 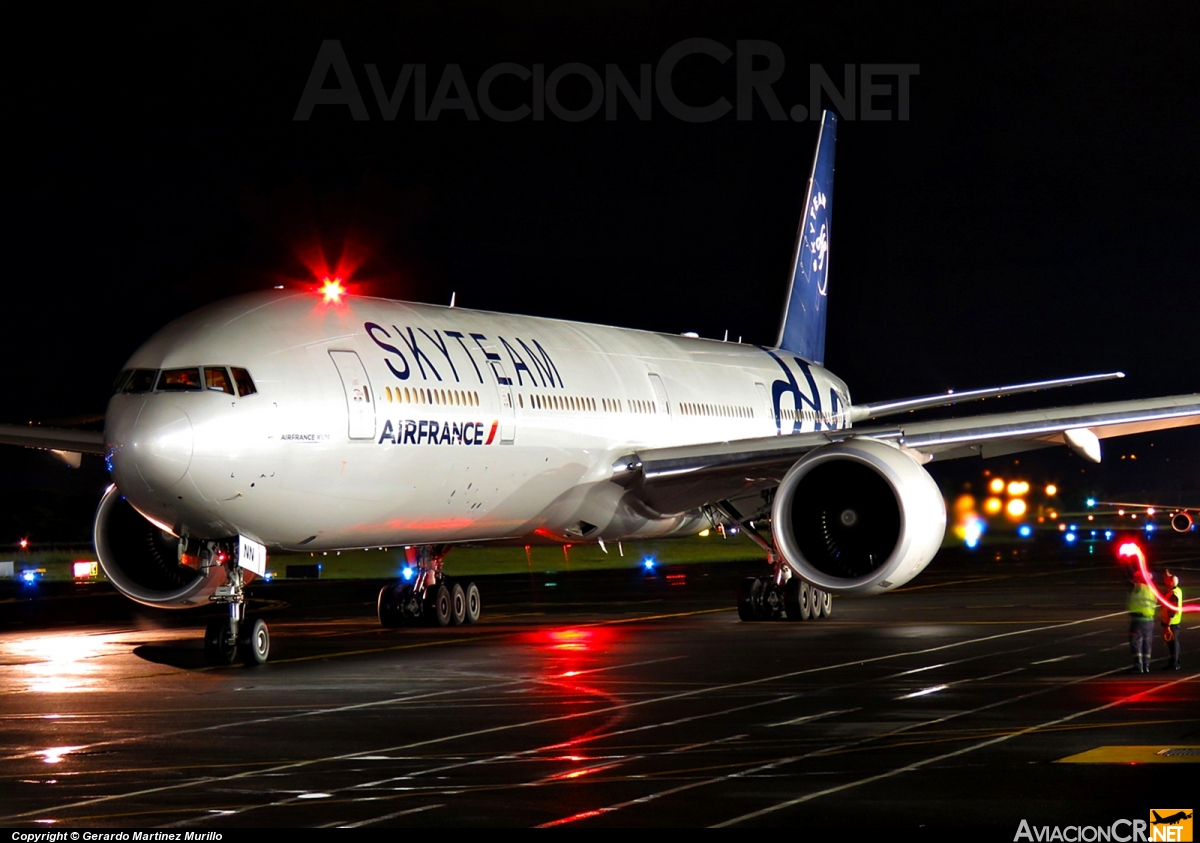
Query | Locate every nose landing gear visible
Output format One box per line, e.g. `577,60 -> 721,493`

377,545 -> 483,629
200,538 -> 271,666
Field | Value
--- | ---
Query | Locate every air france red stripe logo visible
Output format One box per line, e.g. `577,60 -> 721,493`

377,419 -> 498,446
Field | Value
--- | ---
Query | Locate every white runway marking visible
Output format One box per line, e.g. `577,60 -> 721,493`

0,607 -> 1130,824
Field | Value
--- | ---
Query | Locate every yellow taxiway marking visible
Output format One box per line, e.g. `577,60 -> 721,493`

1056,745 -> 1200,764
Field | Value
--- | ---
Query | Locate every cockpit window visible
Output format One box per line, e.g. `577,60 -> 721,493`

231,367 -> 257,397
204,366 -> 235,395
118,369 -> 157,394
157,368 -> 202,391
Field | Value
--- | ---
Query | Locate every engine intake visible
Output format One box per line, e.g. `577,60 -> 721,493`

771,439 -> 946,595
94,484 -> 225,608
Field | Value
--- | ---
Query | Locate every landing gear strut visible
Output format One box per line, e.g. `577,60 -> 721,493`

717,501 -> 832,623
377,546 -> 483,629
200,539 -> 271,666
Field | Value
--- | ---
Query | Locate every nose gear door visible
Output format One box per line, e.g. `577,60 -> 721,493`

329,350 -> 376,440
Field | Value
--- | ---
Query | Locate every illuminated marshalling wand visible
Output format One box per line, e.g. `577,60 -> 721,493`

1117,543 -> 1198,615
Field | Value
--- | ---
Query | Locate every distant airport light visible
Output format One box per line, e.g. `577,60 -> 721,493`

1086,498 -> 1096,507
1069,524 -> 1077,531
22,570 -> 36,583
72,561 -> 97,579
1006,499 -> 1027,518
698,528 -> 711,537
989,478 -> 1006,494
1058,523 -> 1067,532
1045,484 -> 1058,496
643,557 -> 656,571
1146,507 -> 1156,516
1065,532 -> 1077,543
984,497 -> 1003,514
401,566 -> 414,581
320,277 -> 345,303
1145,523 -> 1155,532
1007,481 -> 1030,496
1118,509 -> 1125,515
1048,510 -> 1058,519
1018,524 -> 1032,538
964,518 -> 983,548
1104,531 -> 1113,540
18,538 -> 28,550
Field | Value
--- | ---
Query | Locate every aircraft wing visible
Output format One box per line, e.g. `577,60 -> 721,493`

0,424 -> 107,455
613,393 -> 1200,516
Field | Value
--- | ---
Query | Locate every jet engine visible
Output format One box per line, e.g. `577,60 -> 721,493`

1172,511 -> 1194,533
771,439 -> 946,596
93,484 -> 226,608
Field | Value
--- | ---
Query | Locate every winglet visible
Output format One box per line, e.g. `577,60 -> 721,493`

776,110 -> 837,365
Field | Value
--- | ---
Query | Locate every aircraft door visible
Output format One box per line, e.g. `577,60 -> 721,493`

648,373 -> 671,417
479,340 -> 516,444
329,350 -> 376,440
755,382 -> 776,434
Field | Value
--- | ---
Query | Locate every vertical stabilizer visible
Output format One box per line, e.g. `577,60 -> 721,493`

776,110 -> 837,365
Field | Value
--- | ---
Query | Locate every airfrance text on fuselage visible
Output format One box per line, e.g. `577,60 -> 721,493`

378,418 -> 498,446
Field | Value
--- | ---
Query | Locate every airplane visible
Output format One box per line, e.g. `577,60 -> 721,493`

1092,500 -> 1198,533
2,110 -> 1198,667
1151,811 -> 1192,826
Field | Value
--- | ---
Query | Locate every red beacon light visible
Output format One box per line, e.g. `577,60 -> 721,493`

319,276 -> 346,304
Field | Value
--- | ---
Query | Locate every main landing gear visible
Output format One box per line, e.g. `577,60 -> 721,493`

737,565 -> 832,622
714,500 -> 833,623
377,545 -> 483,629
199,540 -> 271,666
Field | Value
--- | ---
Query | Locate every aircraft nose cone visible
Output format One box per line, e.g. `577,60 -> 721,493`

113,400 -> 194,491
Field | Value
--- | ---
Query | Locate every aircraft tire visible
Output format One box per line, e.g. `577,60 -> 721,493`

378,584 -> 405,628
736,577 -> 764,622
783,578 -> 808,621
464,582 -> 482,624
819,589 -> 832,618
238,617 -> 270,666
204,618 -> 237,666
425,583 -> 452,627
811,588 -> 825,619
449,582 -> 467,626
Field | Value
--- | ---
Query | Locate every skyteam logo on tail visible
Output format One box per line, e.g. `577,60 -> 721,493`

807,189 -> 830,293
778,110 -> 836,366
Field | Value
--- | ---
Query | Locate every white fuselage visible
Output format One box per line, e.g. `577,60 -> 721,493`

106,291 -> 851,551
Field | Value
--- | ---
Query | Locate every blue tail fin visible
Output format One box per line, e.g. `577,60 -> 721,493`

776,110 -> 837,365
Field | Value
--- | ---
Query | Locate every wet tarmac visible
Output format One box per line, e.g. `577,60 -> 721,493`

1,546 -> 1197,831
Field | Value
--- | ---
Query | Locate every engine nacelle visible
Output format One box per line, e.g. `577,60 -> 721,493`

94,484 -> 225,609
771,439 -> 946,596
1171,511 -> 1194,533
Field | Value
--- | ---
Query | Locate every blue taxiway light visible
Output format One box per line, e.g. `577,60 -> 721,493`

402,566 -> 414,581
1018,525 -> 1033,538
1065,532 -> 1077,543
643,558 -> 656,571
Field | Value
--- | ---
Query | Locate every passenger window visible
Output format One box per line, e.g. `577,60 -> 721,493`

204,367 -> 235,395
120,369 -> 157,394
231,368 -> 257,397
157,368 -> 202,391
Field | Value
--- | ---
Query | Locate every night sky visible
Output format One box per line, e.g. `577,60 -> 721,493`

4,3 -> 1198,540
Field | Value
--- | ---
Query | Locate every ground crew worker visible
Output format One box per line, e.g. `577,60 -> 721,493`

1128,570 -> 1157,673
1161,570 -> 1182,670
